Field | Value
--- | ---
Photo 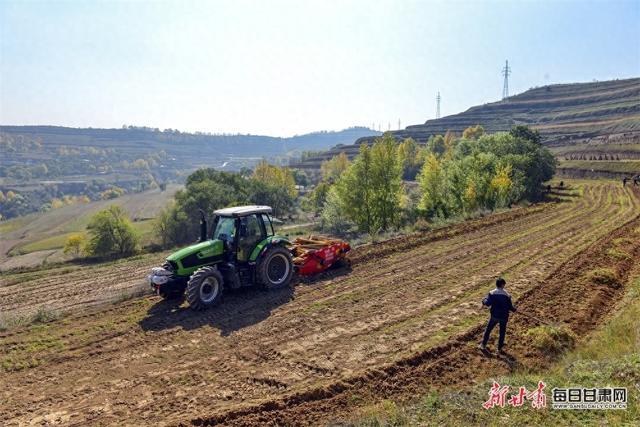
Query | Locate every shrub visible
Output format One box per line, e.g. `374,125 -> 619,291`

606,247 -> 631,261
32,306 -> 61,324
86,205 -> 140,258
587,268 -> 621,289
63,233 -> 86,257
527,324 -> 576,357
413,218 -> 431,232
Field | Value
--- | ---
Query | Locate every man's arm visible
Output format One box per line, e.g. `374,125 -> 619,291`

509,297 -> 517,312
482,293 -> 492,307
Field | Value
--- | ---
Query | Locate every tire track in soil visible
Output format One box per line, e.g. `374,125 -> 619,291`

0,181 -> 637,426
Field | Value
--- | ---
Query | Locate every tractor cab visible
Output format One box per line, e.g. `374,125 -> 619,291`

210,205 -> 275,262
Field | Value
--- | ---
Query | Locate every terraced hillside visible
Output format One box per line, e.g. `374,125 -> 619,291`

294,78 -> 640,173
0,125 -> 379,179
0,179 -> 637,426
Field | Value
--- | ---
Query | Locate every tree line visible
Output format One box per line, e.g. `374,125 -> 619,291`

313,125 -> 555,235
64,125 -> 555,261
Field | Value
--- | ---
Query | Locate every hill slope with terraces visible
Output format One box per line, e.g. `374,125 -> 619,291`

294,78 -> 640,174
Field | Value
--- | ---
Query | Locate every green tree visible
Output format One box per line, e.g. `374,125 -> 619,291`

292,169 -> 309,187
427,135 -> 446,157
320,187 -> 351,234
158,168 -> 296,245
154,202 -> 189,248
320,152 -> 350,183
336,144 -> 375,233
246,180 -> 294,218
86,206 -> 139,258
335,134 -> 404,234
510,125 -> 542,145
304,181 -> 330,215
476,132 -> 555,200
370,134 -> 403,230
397,137 -> 424,180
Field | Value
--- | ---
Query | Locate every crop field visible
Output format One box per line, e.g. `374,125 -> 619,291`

0,179 -> 638,426
0,185 -> 180,271
557,160 -> 640,174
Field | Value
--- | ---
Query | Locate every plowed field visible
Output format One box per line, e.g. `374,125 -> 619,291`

1,180 -> 638,426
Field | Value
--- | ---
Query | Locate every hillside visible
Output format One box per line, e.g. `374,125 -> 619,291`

0,125 -> 379,174
294,78 -> 640,172
0,126 -> 379,218
0,185 -> 180,271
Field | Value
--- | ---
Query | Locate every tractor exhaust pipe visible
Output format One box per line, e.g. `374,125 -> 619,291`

199,209 -> 207,242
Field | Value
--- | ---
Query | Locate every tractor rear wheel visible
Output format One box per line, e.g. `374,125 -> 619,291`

257,246 -> 294,289
186,267 -> 223,310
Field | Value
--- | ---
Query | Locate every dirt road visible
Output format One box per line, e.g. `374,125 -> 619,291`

0,180 -> 638,426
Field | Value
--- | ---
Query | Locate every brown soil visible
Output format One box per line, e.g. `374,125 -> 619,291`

0,180 -> 638,426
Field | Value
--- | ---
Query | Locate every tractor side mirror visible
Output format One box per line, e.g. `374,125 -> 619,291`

218,233 -> 231,250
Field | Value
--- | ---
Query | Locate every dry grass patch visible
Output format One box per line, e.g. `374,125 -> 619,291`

526,324 -> 577,357
587,268 -> 621,289
606,247 -> 631,260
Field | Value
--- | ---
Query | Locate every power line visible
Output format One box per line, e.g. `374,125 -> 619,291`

436,91 -> 441,119
502,60 -> 511,100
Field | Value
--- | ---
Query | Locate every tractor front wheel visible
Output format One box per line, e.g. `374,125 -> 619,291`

257,246 -> 294,289
186,267 -> 223,310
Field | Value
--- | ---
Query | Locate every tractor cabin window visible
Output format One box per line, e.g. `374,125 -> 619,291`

262,213 -> 274,236
212,216 -> 236,244
238,214 -> 265,261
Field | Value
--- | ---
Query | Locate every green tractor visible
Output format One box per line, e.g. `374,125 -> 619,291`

148,205 -> 294,310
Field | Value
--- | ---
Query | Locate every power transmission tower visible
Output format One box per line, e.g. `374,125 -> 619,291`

436,91 -> 441,119
502,60 -> 511,100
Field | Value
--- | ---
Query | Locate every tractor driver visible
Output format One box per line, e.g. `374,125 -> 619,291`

213,216 -> 236,245
237,214 -> 264,261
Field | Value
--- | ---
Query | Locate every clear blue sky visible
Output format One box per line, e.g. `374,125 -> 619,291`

1,0 -> 639,136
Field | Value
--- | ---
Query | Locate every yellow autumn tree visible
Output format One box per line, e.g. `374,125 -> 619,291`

463,181 -> 478,212
51,198 -> 65,209
491,163 -> 513,208
418,153 -> 448,217
443,131 -> 456,160
63,233 -> 87,257
252,160 -> 297,198
462,124 -> 485,140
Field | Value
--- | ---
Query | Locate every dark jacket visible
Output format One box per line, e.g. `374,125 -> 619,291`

482,288 -> 516,320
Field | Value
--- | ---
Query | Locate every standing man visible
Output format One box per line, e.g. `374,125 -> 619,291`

479,278 -> 517,353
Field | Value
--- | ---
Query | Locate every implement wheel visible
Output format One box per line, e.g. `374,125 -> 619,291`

258,246 -> 294,289
186,267 -> 223,310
